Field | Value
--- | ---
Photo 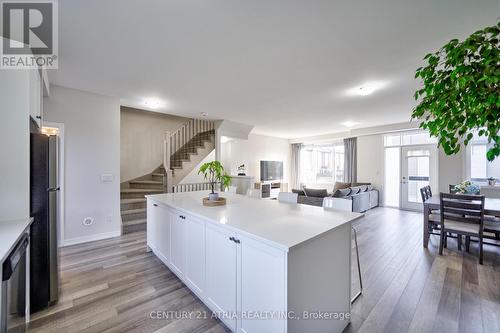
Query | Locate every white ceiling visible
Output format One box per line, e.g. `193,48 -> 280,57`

50,0 -> 500,139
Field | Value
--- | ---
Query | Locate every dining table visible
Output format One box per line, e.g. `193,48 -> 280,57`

422,196 -> 500,248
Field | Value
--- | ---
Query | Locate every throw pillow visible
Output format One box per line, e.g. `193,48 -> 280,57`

292,189 -> 305,196
350,186 -> 362,195
333,188 -> 351,198
303,188 -> 328,198
366,185 -> 373,191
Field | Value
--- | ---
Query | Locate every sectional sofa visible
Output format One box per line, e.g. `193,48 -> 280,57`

292,182 -> 379,213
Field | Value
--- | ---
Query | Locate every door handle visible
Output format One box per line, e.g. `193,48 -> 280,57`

153,204 -> 158,207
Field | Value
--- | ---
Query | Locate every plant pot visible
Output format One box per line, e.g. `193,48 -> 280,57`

488,179 -> 496,186
208,192 -> 219,201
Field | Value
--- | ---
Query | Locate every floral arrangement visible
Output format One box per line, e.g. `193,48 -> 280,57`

454,180 -> 480,194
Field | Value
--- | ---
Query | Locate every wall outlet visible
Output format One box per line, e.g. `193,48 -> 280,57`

82,217 -> 94,226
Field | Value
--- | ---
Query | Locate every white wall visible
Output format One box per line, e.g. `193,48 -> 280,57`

0,70 -> 31,221
438,148 -> 464,193
121,107 -> 188,182
179,150 -> 216,184
44,85 -> 121,244
220,134 -> 290,183
357,133 -> 465,206
357,135 -> 385,202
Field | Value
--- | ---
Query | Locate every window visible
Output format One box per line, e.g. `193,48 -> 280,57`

467,134 -> 500,182
300,143 -> 344,185
384,130 -> 437,147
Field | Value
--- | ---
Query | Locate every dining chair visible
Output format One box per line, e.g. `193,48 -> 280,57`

439,193 -> 485,264
322,197 -> 363,303
278,192 -> 298,203
425,185 -> 432,197
420,186 -> 442,240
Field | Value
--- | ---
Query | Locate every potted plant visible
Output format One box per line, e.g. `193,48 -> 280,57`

487,177 -> 497,186
198,161 -> 232,201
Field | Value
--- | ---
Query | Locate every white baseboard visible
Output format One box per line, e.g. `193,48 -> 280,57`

60,230 -> 121,247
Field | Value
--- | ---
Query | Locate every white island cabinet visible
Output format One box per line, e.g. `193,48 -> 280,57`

146,192 -> 363,333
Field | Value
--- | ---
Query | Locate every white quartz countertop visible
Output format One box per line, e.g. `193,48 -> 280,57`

147,192 -> 363,250
0,218 -> 32,263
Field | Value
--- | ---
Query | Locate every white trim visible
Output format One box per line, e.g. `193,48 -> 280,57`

289,121 -> 422,144
60,230 -> 121,247
42,121 -> 65,247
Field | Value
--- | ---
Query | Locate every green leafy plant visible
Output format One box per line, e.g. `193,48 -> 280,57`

198,161 -> 232,194
411,22 -> 499,161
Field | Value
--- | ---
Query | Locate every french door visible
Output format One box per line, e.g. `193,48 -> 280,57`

401,145 -> 438,211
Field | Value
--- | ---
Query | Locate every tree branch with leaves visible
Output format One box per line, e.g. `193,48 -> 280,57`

412,22 -> 499,161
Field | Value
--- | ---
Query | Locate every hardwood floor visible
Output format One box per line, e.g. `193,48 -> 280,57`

27,207 -> 500,333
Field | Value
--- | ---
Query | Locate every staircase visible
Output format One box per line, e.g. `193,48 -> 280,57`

120,119 -> 215,234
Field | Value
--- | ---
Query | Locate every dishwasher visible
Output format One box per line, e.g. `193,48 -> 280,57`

1,233 -> 29,333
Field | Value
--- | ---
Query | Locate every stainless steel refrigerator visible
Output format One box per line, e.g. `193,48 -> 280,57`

30,132 -> 59,312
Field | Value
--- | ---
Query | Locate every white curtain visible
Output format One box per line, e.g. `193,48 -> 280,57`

290,143 -> 302,189
344,137 -> 357,183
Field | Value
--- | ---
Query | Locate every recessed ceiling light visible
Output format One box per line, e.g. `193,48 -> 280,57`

346,81 -> 388,97
200,112 -> 208,117
143,98 -> 163,109
341,121 -> 360,128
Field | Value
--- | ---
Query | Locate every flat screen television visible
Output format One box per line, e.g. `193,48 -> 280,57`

260,160 -> 283,181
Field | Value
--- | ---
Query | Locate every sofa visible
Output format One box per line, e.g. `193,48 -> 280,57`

292,182 -> 379,213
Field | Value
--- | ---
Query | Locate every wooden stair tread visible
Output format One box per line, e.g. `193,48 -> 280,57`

121,208 -> 146,215
129,180 -> 163,185
122,218 -> 146,226
120,188 -> 163,193
120,198 -> 146,204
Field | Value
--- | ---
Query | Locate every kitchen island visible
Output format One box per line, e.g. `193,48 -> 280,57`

146,191 -> 363,333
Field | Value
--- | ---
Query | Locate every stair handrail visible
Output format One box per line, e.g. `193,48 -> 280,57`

162,118 -> 215,193
169,118 -> 215,156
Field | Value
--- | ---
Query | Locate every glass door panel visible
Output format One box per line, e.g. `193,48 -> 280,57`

401,146 -> 437,211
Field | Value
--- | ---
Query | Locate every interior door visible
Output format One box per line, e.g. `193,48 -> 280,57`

401,145 -> 438,211
205,223 -> 237,332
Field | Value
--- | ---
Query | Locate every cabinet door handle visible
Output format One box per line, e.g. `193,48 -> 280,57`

234,239 -> 241,244
229,236 -> 235,242
153,204 -> 158,207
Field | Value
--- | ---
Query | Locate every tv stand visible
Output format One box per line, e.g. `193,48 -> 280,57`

254,182 -> 288,199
